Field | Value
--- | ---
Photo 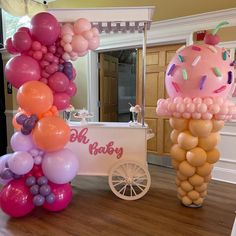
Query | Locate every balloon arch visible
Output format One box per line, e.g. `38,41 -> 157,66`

0,12 -> 100,217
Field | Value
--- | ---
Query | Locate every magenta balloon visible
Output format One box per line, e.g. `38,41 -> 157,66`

72,68 -> 76,80
66,81 -> 77,97
30,12 -> 60,46
43,183 -> 72,212
5,55 -> 40,89
0,179 -> 35,217
53,92 -> 70,110
10,132 -> 35,152
42,148 -> 78,184
48,72 -> 69,92
5,38 -> 18,54
12,31 -> 32,52
17,27 -> 31,34
8,151 -> 34,175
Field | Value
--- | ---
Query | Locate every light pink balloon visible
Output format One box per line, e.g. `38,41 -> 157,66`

62,52 -> 71,61
82,30 -> 94,40
64,43 -> 73,53
61,23 -> 74,36
62,34 -> 73,43
88,36 -> 100,50
74,18 -> 91,34
91,27 -> 99,36
71,56 -> 78,61
71,35 -> 88,53
77,50 -> 88,57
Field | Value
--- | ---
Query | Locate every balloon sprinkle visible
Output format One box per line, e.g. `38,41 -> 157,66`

192,46 -> 201,51
199,75 -> 207,90
213,85 -> 226,93
167,64 -> 175,76
171,81 -> 180,93
230,60 -> 236,66
222,51 -> 227,60
228,71 -> 233,84
178,55 -> 184,62
213,67 -> 222,77
182,69 -> 188,80
207,45 -> 217,53
192,56 -> 201,66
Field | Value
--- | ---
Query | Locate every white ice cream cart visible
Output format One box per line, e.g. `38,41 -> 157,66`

50,7 -> 155,200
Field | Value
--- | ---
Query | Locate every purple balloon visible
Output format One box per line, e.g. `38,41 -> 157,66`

33,194 -> 45,206
29,148 -> 40,157
46,193 -> 56,204
8,151 -> 34,175
25,176 -> 36,187
16,114 -> 28,125
23,117 -> 36,130
4,55 -> 40,89
39,184 -> 51,196
53,92 -> 70,111
42,148 -> 79,184
0,154 -> 13,185
63,62 -> 73,68
21,127 -> 32,135
10,132 -> 35,152
0,168 -> 13,179
30,12 -> 60,46
37,176 -> 48,186
34,155 -> 42,165
30,184 -> 39,195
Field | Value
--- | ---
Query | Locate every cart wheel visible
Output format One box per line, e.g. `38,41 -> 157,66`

108,161 -> 151,200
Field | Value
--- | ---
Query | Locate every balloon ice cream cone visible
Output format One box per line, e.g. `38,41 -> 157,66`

156,22 -> 236,207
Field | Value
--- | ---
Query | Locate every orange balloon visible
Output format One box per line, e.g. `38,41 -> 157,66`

198,133 -> 220,151
169,118 -> 188,131
212,120 -> 224,132
177,131 -> 198,150
32,116 -> 70,152
170,129 -> 181,144
189,119 -> 212,138
17,81 -> 53,115
170,144 -> 186,162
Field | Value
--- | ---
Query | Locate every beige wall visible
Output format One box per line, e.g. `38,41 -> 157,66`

49,0 -> 236,21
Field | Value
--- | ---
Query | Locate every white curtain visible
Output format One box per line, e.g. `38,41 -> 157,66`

0,0 -> 46,17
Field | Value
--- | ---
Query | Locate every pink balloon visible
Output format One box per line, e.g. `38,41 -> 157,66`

62,34 -> 73,43
43,183 -> 72,212
66,81 -> 77,97
33,51 -> 43,61
45,63 -> 59,75
71,35 -> 88,53
62,52 -> 71,61
5,55 -> 40,89
30,12 -> 60,46
40,60 -> 50,68
77,50 -> 88,57
53,93 -> 70,110
72,68 -> 77,80
17,27 -> 30,34
91,27 -> 99,36
44,52 -> 54,62
74,18 -> 91,34
82,30 -> 94,40
31,41 -> 42,51
61,23 -> 74,36
5,38 -> 19,54
0,179 -> 35,217
64,43 -> 73,53
48,72 -> 69,92
88,36 -> 100,50
12,31 -> 32,52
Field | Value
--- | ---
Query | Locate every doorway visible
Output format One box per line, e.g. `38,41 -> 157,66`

99,49 -> 137,122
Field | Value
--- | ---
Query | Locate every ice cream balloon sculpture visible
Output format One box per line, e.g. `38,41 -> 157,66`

0,12 -> 100,217
156,21 -> 236,207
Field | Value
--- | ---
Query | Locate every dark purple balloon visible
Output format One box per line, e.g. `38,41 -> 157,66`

23,117 -> 36,130
30,114 -> 38,122
25,176 -> 36,187
16,114 -> 28,125
45,193 -> 55,204
12,173 -> 21,179
21,126 -> 32,135
33,194 -> 45,206
63,62 -> 73,68
30,184 -> 39,195
37,176 -> 48,186
39,184 -> 51,196
0,168 -> 13,179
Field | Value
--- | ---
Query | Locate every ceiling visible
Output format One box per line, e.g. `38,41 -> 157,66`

48,0 -> 236,22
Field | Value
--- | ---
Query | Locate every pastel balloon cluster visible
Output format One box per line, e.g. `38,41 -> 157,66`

170,118 -> 223,207
157,96 -> 236,121
0,12 -> 85,218
60,18 -> 100,61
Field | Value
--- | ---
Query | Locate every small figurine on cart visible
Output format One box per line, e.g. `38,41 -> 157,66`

129,103 -> 141,125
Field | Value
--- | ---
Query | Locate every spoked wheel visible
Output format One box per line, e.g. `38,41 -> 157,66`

108,161 -> 151,200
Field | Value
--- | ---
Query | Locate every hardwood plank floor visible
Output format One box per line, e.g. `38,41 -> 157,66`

0,165 -> 235,236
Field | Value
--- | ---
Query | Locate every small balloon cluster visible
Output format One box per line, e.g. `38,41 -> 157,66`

60,18 -> 100,61
0,12 -> 96,218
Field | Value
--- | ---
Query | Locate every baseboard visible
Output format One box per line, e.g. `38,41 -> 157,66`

212,166 -> 236,184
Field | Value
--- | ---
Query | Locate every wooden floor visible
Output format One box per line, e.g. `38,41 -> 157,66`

0,165 -> 235,236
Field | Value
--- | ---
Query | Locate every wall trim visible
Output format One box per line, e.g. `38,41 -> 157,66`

212,166 -> 236,184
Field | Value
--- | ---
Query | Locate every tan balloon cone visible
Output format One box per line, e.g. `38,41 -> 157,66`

169,118 -> 223,207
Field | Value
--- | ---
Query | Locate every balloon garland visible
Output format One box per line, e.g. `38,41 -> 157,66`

156,22 -> 236,207
0,12 -> 100,217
